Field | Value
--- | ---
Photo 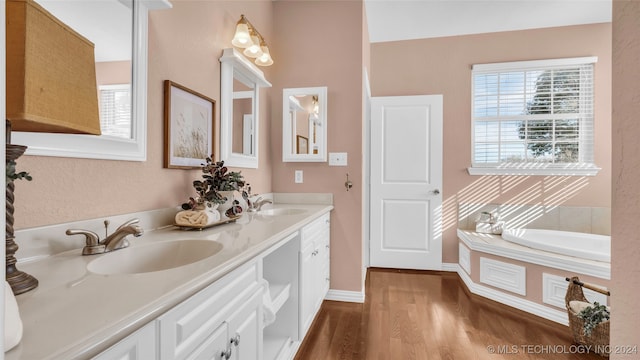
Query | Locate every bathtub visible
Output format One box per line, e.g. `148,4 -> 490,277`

501,228 -> 610,262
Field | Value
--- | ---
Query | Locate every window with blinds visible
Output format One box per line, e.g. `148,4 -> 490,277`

470,57 -> 599,175
99,84 -> 132,139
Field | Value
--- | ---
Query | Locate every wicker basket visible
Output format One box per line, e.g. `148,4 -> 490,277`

565,276 -> 610,357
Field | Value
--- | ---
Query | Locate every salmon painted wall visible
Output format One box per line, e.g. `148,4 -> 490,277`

95,61 -> 130,85
14,0 -> 274,229
370,24 -> 612,264
611,0 -> 640,356
271,1 -> 364,293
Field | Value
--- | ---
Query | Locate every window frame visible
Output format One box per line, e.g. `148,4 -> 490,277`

468,56 -> 601,176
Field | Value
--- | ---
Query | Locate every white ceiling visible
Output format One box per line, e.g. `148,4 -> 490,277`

365,0 -> 612,43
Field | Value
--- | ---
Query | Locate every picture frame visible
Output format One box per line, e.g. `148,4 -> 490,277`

164,80 -> 215,169
296,135 -> 308,154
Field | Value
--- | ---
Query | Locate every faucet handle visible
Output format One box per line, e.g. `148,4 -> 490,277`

66,229 -> 105,255
66,229 -> 99,245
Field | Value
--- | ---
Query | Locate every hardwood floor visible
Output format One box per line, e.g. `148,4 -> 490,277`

295,268 -> 604,360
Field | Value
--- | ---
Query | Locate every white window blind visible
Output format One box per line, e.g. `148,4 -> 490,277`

470,57 -> 600,176
99,84 -> 132,139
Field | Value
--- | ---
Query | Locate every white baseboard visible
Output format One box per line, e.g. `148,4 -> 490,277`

325,289 -> 365,303
440,262 -> 459,272
457,268 -> 568,325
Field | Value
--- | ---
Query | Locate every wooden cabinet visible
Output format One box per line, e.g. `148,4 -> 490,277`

92,321 -> 157,360
299,213 -> 331,339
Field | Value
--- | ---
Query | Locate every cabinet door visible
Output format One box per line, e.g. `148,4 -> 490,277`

299,213 -> 331,340
93,321 -> 156,360
317,221 -> 331,299
298,242 -> 316,337
227,291 -> 262,360
186,322 -> 229,360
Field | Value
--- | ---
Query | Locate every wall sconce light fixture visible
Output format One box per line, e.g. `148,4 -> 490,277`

231,14 -> 273,66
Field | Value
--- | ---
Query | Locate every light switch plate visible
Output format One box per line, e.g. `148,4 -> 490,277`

295,170 -> 303,183
329,152 -> 348,166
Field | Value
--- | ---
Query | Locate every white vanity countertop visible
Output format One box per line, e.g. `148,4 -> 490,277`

6,203 -> 333,360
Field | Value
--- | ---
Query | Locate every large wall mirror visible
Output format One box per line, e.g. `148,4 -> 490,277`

13,0 -> 171,161
282,87 -> 328,162
220,48 -> 271,168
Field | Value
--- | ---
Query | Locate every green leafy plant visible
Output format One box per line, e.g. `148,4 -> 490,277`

182,157 -> 248,211
577,302 -> 610,336
6,160 -> 32,183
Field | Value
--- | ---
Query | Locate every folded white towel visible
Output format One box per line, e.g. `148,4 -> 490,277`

260,279 -> 276,327
175,208 -> 221,227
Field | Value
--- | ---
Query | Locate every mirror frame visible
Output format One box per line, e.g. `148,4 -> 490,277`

282,86 -> 328,162
13,0 -> 172,161
219,48 -> 271,169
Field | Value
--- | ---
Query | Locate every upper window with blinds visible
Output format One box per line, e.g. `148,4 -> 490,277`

99,84 -> 132,139
469,57 -> 600,176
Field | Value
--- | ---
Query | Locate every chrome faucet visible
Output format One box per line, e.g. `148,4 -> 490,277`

66,218 -> 144,255
247,197 -> 273,212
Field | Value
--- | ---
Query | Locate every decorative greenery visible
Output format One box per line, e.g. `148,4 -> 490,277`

181,157 -> 248,211
577,302 -> 610,336
6,160 -> 32,183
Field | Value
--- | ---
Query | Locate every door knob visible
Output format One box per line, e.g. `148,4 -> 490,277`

432,189 -> 440,195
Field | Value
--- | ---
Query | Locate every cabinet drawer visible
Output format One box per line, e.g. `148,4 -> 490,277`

159,261 -> 260,360
301,213 -> 330,248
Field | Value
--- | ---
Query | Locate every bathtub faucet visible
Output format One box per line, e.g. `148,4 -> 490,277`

479,211 -> 497,224
475,211 -> 504,235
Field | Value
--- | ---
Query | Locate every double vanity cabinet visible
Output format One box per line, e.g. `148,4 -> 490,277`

8,204 -> 332,360
97,258 -> 263,360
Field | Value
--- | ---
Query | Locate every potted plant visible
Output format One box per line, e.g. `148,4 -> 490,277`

182,157 -> 248,218
577,301 -> 610,336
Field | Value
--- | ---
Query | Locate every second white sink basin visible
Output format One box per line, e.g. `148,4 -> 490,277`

87,240 -> 223,275
258,208 -> 307,216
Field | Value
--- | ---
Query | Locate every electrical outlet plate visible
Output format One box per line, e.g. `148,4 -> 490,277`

329,152 -> 348,166
295,170 -> 303,183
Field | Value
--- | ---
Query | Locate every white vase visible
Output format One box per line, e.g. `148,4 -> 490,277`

217,191 -> 238,218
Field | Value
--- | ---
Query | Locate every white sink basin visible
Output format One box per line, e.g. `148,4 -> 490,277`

87,240 -> 223,275
258,208 -> 307,216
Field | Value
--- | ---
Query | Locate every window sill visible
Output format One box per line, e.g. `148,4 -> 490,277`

467,164 -> 601,176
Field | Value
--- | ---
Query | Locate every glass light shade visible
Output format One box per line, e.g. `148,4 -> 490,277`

231,23 -> 251,48
243,34 -> 263,58
255,46 -> 273,66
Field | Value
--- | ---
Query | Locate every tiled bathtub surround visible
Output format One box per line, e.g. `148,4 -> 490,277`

458,203 -> 611,236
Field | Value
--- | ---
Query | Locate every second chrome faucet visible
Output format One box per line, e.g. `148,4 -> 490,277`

66,218 -> 144,255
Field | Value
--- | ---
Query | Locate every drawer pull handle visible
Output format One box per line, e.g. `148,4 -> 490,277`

231,334 -> 241,346
221,348 -> 232,360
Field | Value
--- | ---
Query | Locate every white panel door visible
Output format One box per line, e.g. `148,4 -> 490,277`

370,95 -> 443,270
